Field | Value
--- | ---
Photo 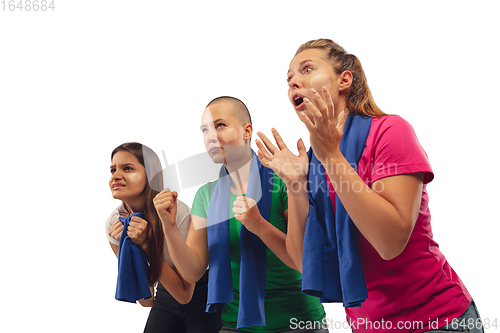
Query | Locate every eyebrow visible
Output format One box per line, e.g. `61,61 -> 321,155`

287,59 -> 314,76
200,118 -> 224,130
110,162 -> 135,169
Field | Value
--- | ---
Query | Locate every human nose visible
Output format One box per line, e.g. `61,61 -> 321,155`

288,75 -> 301,90
111,169 -> 123,180
206,127 -> 219,143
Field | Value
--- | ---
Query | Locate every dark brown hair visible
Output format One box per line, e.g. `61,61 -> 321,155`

111,142 -> 164,287
296,39 -> 385,117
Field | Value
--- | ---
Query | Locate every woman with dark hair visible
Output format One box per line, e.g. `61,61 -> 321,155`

105,142 -> 222,333
256,39 -> 482,332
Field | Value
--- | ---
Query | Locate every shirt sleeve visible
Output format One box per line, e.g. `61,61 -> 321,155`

175,199 -> 191,241
370,115 -> 434,184
104,205 -> 122,245
191,181 -> 216,219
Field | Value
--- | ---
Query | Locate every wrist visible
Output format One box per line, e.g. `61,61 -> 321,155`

254,216 -> 270,237
139,241 -> 150,255
322,151 -> 345,174
285,177 -> 308,196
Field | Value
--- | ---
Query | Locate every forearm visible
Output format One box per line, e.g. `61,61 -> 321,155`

138,287 -> 155,307
163,227 -> 206,284
158,260 -> 195,304
254,217 -> 298,270
284,179 -> 309,272
109,242 -> 119,258
324,152 -> 419,260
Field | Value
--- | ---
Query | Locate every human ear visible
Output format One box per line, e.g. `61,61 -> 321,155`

339,70 -> 353,92
243,123 -> 253,141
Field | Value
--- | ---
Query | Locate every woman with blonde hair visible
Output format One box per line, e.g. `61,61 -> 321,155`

257,39 -> 482,332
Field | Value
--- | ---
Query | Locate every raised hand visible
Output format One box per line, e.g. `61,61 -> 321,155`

299,86 -> 346,164
153,189 -> 178,231
109,219 -> 124,242
127,215 -> 149,250
233,196 -> 264,236
256,128 -> 308,186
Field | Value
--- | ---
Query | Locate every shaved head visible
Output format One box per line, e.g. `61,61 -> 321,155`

206,96 -> 252,126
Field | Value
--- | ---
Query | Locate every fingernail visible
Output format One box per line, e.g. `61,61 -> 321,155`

310,88 -> 317,94
304,98 -> 310,103
322,86 -> 328,92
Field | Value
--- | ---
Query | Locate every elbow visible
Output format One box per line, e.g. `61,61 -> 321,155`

379,247 -> 404,261
176,294 -> 193,305
378,239 -> 408,260
285,242 -> 303,273
138,298 -> 154,307
378,224 -> 413,261
185,272 -> 202,285
175,287 -> 194,305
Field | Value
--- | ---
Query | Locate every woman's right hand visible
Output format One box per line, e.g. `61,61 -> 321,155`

153,189 -> 178,231
256,128 -> 309,185
109,219 -> 124,242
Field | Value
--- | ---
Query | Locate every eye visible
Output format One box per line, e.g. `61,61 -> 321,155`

124,166 -> 133,171
110,168 -> 116,174
302,66 -> 313,75
201,127 -> 208,134
286,75 -> 292,83
216,123 -> 226,129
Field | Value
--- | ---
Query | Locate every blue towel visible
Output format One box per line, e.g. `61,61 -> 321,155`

206,152 -> 273,329
115,212 -> 152,303
302,113 -> 370,307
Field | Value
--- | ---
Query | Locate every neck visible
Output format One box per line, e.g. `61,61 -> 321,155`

124,197 -> 145,214
335,98 -> 350,128
224,147 -> 253,195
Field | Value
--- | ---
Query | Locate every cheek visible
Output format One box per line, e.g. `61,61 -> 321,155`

309,74 -> 332,91
129,173 -> 147,190
220,128 -> 238,143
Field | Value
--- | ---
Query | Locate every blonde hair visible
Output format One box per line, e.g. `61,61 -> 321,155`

296,39 -> 385,117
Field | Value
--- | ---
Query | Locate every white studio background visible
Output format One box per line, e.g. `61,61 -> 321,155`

1,1 -> 498,332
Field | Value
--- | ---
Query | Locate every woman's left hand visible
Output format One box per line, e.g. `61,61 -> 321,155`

233,196 -> 265,236
300,87 -> 347,164
128,216 -> 149,252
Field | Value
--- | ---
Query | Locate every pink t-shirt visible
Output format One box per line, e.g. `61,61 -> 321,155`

328,115 -> 471,332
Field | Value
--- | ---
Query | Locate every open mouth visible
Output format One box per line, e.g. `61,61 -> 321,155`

294,96 -> 304,106
112,184 -> 125,189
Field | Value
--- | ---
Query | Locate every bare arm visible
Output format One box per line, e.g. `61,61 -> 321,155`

301,87 -> 423,260
233,198 -> 297,270
256,130 -> 309,271
324,153 -> 423,259
283,180 -> 309,272
157,260 -> 195,304
154,191 -> 209,284
163,216 -> 209,285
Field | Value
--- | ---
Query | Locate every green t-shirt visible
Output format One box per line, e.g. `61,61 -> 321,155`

192,173 -> 325,332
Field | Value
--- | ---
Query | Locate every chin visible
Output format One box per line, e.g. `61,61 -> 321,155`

209,154 -> 224,164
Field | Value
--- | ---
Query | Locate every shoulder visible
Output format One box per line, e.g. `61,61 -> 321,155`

194,180 -> 218,201
366,115 -> 434,184
105,203 -> 127,226
370,114 -> 415,136
192,180 -> 218,218
104,203 -> 127,245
